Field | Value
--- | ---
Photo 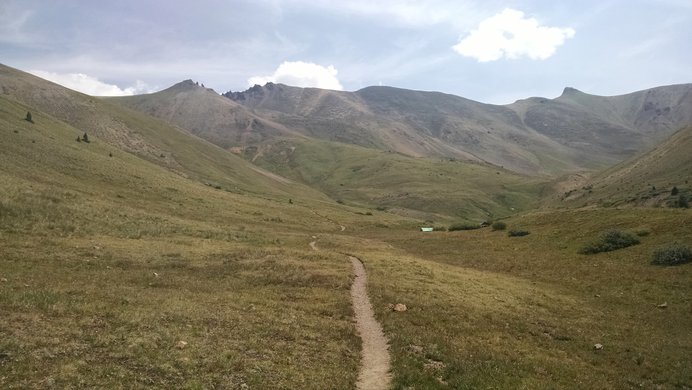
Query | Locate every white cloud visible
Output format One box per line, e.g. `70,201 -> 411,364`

28,70 -> 154,96
248,61 -> 343,90
452,8 -> 575,62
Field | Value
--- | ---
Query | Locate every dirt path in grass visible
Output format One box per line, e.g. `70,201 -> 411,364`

349,255 -> 392,390
308,240 -> 391,389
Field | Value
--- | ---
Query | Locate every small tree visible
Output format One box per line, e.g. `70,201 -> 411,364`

491,221 -> 507,231
25,111 -> 33,123
76,136 -> 82,142
82,133 -> 90,143
671,186 -> 679,196
678,194 -> 689,209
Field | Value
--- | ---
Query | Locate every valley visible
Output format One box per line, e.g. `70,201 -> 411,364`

1,63 -> 690,389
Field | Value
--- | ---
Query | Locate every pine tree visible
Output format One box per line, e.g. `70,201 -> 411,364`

25,111 -> 33,123
82,133 -> 89,143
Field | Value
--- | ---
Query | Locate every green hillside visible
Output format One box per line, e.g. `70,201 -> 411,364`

548,125 -> 692,208
247,138 -> 545,223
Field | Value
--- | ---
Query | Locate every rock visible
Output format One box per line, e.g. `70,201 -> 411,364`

393,303 -> 407,312
240,383 -> 249,390
176,340 -> 188,349
424,359 -> 446,371
153,272 -> 160,278
657,302 -> 668,309
593,343 -> 603,350
1,278 -> 7,283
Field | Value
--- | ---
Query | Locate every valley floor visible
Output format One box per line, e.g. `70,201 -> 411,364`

2,207 -> 691,389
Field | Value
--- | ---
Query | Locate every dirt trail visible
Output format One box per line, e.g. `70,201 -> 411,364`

349,256 -> 391,390
308,240 -> 391,388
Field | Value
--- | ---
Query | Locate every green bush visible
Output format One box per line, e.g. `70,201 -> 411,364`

635,229 -> 650,237
448,223 -> 480,231
508,230 -> 530,237
491,221 -> 507,231
579,230 -> 640,254
651,245 -> 692,266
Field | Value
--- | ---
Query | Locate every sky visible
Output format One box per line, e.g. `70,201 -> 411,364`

1,0 -> 691,104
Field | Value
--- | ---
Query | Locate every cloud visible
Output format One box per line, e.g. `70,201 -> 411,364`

248,61 -> 343,90
452,8 -> 575,62
28,70 -> 154,96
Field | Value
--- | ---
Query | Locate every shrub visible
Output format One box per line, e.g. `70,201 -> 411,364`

448,223 -> 480,231
635,229 -> 650,237
651,244 -> 692,266
433,226 -> 447,232
491,221 -> 507,231
25,111 -> 33,123
579,230 -> 640,254
508,230 -> 530,237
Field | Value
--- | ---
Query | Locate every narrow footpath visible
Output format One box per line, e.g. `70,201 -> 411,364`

309,238 -> 392,389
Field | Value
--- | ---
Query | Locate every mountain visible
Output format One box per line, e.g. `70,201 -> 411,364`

0,64 -> 323,201
111,78 -> 692,177
109,80 -> 304,151
223,83 -> 579,176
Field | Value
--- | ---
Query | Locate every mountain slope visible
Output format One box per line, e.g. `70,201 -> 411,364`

222,82 -> 692,176
0,63 -> 325,201
109,80 -> 305,150
225,83 -> 580,175
547,124 -> 692,207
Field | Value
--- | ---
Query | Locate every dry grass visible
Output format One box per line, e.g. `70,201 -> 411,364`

320,207 -> 692,388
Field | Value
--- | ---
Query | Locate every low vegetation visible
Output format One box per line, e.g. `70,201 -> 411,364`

448,222 -> 481,231
357,208 -> 692,388
507,229 -> 530,237
651,244 -> 692,266
579,229 -> 640,254
491,221 -> 507,231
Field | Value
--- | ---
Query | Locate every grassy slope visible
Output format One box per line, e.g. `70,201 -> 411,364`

0,64 -> 325,203
1,94 -> 414,389
322,207 -> 691,389
248,138 -> 546,223
547,125 -> 692,208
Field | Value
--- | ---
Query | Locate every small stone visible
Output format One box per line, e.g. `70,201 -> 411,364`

424,359 -> 446,371
393,303 -> 407,312
153,272 -> 160,278
594,343 -> 603,350
176,340 -> 188,349
240,383 -> 249,390
1,278 -> 8,283
657,302 -> 668,309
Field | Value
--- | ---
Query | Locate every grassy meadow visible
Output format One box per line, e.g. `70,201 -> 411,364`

334,208 -> 691,389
